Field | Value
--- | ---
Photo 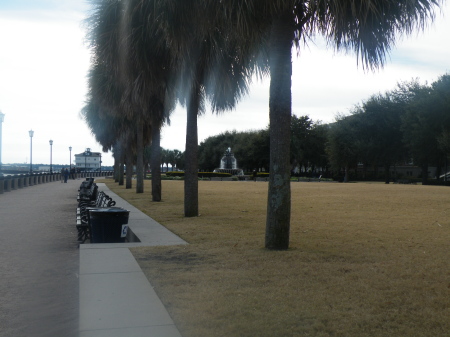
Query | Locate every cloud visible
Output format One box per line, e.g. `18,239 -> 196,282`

1,0 -> 449,166
0,3 -> 101,166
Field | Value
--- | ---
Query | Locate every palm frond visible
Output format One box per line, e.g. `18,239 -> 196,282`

314,0 -> 442,69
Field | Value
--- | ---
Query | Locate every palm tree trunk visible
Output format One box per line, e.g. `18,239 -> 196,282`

136,123 -> 144,193
125,151 -> 133,189
265,13 -> 293,250
384,163 -> 390,184
184,87 -> 200,217
113,156 -> 119,183
119,150 -> 125,186
151,124 -> 162,201
421,163 -> 429,185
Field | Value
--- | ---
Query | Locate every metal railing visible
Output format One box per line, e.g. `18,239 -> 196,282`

0,171 -> 114,194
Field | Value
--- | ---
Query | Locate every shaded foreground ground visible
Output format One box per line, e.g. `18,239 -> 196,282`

106,179 -> 450,337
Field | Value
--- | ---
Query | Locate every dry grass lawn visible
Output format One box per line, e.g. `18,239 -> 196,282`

105,179 -> 450,337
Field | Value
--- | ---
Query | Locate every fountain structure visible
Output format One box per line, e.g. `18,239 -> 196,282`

214,147 -> 244,176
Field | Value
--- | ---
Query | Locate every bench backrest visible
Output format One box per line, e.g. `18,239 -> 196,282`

94,191 -> 116,207
78,183 -> 98,201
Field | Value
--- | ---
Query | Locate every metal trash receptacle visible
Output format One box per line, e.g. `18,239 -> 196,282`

88,207 -> 130,243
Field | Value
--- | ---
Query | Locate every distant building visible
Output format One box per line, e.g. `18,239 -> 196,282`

74,148 -> 101,171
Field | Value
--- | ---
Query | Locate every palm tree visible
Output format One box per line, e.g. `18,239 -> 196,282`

82,61 -> 132,186
85,0 -> 135,188
150,121 -> 162,201
224,0 -> 441,249
143,144 -> 151,176
171,149 -> 182,171
121,0 -> 176,195
166,150 -> 177,172
159,148 -> 167,173
122,130 -> 135,189
87,0 -> 253,209
149,0 -> 255,217
85,0 -> 175,197
125,149 -> 134,189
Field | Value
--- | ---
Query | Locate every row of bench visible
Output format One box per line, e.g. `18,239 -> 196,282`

76,178 -> 117,243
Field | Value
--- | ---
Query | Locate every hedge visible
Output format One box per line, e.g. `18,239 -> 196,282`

166,171 -> 232,178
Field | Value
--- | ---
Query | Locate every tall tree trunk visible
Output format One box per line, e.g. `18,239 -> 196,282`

184,86 -> 200,217
125,151 -> 133,189
393,164 -> 397,183
136,123 -> 144,193
265,14 -> 293,250
119,150 -> 125,186
151,124 -> 162,201
119,162 -> 124,185
421,163 -> 429,185
435,162 -> 442,180
114,142 -> 122,183
444,156 -> 448,183
384,163 -> 390,184
113,157 -> 119,183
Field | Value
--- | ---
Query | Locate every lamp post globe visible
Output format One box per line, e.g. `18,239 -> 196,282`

29,130 -> 34,174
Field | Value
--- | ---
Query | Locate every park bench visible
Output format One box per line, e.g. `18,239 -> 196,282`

76,180 -> 116,243
77,178 -> 97,203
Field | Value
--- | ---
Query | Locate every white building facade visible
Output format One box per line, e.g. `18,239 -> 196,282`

74,148 -> 101,171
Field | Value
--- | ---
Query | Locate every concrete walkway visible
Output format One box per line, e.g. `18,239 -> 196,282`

0,178 -> 186,337
0,178 -> 80,337
79,183 -> 187,337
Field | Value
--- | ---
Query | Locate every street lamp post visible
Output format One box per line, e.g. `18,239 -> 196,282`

0,111 -> 4,174
49,140 -> 53,173
29,130 -> 34,174
69,146 -> 73,179
69,146 -> 72,169
84,148 -> 91,172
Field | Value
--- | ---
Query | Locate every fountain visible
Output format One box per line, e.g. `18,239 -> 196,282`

214,147 -> 244,176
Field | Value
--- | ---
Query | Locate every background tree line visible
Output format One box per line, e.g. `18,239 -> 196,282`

171,74 -> 450,185
328,74 -> 450,184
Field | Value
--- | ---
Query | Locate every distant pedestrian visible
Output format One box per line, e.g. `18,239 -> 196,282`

64,168 -> 69,183
61,168 -> 65,183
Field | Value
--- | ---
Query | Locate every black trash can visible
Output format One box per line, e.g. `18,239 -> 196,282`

88,207 -> 130,243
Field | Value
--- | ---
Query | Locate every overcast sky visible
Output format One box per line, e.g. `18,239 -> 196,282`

0,1 -> 449,167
